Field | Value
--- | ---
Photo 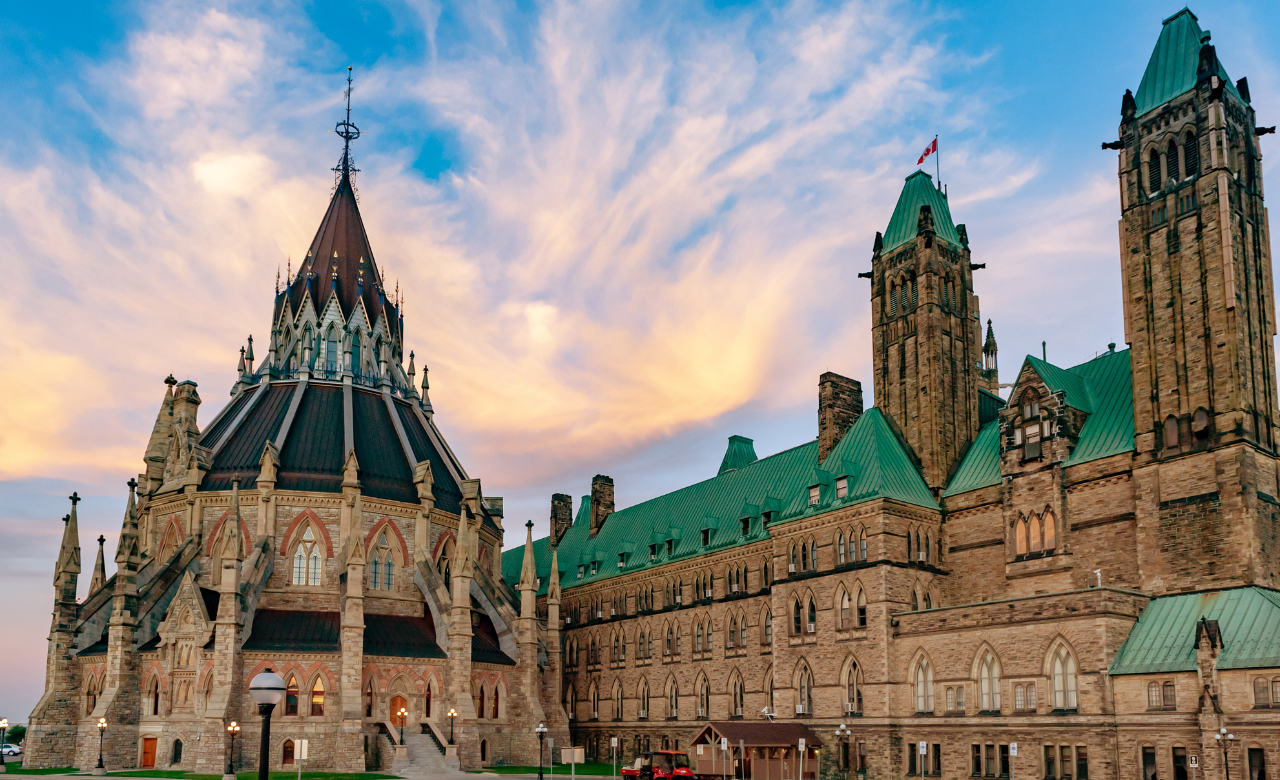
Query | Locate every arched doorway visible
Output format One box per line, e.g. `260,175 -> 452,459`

390,696 -> 408,727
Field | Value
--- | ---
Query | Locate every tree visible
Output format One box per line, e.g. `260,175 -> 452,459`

5,724 -> 24,745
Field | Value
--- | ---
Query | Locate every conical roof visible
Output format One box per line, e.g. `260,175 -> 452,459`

279,169 -> 399,336
882,171 -> 961,253
1134,8 -> 1241,117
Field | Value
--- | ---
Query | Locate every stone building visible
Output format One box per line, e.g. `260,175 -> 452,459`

502,10 -> 1280,780
25,101 -> 569,773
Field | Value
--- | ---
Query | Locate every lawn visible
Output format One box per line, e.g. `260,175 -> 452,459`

476,764 -> 619,776
1,769 -> 80,776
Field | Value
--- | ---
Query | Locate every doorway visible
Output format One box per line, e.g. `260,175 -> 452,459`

141,738 -> 157,768
391,695 -> 408,727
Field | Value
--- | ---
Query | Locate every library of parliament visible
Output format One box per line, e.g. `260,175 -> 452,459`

25,9 -> 1280,780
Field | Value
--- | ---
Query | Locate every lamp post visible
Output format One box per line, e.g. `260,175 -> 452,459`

447,708 -> 458,745
1214,729 -> 1235,780
1,717 -> 8,770
536,723 -> 549,780
96,717 -> 107,773
835,724 -> 850,777
249,670 -> 286,780
226,721 -> 241,777
397,708 -> 408,745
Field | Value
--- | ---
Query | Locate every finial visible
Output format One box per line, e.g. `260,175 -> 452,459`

232,472 -> 241,487
276,265 -> 281,294
63,514 -> 70,525
333,66 -> 361,185
287,256 -> 292,283
127,478 -> 138,494
526,520 -> 534,530
70,491 -> 81,506
98,535 -> 105,546
165,374 -> 177,387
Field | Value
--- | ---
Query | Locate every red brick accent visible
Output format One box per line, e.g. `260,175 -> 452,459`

280,508 -> 335,558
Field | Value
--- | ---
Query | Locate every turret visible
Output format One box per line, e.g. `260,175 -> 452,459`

89,535 -> 107,595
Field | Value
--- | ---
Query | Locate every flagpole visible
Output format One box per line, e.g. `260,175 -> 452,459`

935,134 -> 940,186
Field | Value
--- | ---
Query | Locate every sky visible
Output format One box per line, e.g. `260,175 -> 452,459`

3,0 -> 1280,723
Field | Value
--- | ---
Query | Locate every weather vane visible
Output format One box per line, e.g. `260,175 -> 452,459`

333,65 -> 361,189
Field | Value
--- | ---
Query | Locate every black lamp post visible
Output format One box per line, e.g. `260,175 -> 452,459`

1,717 -> 8,769
1215,729 -> 1235,780
835,724 -> 850,777
96,717 -> 107,771
536,723 -> 549,780
397,708 -> 408,745
249,670 -> 286,780
226,721 -> 241,776
447,708 -> 458,745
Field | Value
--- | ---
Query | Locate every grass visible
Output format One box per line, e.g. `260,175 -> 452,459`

474,764 -> 619,776
106,773 -> 190,778
1,769 -> 80,776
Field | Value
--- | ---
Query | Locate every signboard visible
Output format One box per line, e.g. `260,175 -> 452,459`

612,737 -> 618,748
298,740 -> 309,760
798,739 -> 805,751
1010,744 -> 1017,757
562,748 -> 585,764
1190,757 -> 1199,769
919,741 -> 927,755
722,738 -> 729,751
697,745 -> 704,756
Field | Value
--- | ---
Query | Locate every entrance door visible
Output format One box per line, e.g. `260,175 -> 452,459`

141,738 -> 157,768
391,695 -> 408,727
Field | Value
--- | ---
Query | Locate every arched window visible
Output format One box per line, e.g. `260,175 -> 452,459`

1043,510 -> 1057,550
85,675 -> 98,715
1193,408 -> 1211,439
890,283 -> 898,316
839,591 -> 850,628
798,666 -> 814,715
856,589 -> 867,627
810,538 -> 817,570
480,740 -> 488,763
369,530 -> 395,591
613,684 -> 623,719
737,612 -> 747,646
912,590 -> 919,611
1051,647 -> 1078,709
438,538 -> 453,582
425,683 -> 432,717
728,617 -> 737,648
800,542 -> 809,571
858,529 -> 867,561
914,658 -> 934,713
1164,415 -> 1180,449
1016,517 -> 1028,556
978,652 -> 1002,712
282,739 -> 295,765
325,329 -> 338,373
792,599 -> 803,635
696,622 -> 704,652
910,275 -> 918,307
476,685 -> 486,718
1166,140 -> 1181,182
837,533 -> 846,564
364,679 -> 374,718
637,632 -> 646,659
638,680 -> 649,717
764,609 -> 773,645
310,677 -> 325,716
732,677 -> 744,717
668,681 -> 679,719
924,533 -> 932,564
491,686 -> 500,719
292,525 -> 322,586
1180,132 -> 1199,179
1029,514 -> 1043,553
172,739 -> 183,765
590,686 -> 598,719
698,678 -> 710,716
845,662 -> 863,714
149,677 -> 160,716
665,626 -> 673,656
1148,148 -> 1163,192
351,330 -> 362,374
806,598 -> 816,630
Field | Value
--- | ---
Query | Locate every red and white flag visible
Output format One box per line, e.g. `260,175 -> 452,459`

917,138 -> 937,165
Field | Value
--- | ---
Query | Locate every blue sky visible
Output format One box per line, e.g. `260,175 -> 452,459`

2,0 -> 1279,721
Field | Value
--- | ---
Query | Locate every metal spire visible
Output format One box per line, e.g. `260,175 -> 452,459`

333,65 -> 361,189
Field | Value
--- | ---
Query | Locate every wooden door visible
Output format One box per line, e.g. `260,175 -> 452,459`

141,738 -> 157,768
390,695 -> 408,727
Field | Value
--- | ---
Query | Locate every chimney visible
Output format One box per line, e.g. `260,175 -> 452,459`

551,493 -> 573,547
590,475 -> 615,536
818,372 -> 863,462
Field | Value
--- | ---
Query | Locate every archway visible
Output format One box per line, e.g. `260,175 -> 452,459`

391,695 -> 408,726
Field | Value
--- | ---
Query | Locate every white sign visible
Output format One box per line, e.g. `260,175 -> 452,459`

798,739 -> 805,751
722,738 -> 729,751
919,741 -> 927,755
612,737 -> 618,748
298,739 -> 309,760
697,745 -> 704,756
1190,757 -> 1199,769
561,748 -> 585,764
1010,743 -> 1017,757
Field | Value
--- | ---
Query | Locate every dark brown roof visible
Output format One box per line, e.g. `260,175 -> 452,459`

242,609 -> 341,653
396,402 -> 463,514
470,597 -> 515,666
278,170 -> 399,337
353,390 -> 415,503
275,385 -> 345,493
363,612 -> 446,659
690,722 -> 823,748
205,384 -> 292,491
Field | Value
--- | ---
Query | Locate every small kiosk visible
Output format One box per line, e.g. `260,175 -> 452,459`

688,723 -> 823,780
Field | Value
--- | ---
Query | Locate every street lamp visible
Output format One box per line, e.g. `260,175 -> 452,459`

1214,729 -> 1235,780
249,670 -> 286,780
1,717 -> 9,770
96,717 -> 108,772
226,721 -> 241,777
536,723 -> 549,780
397,708 -> 408,745
835,724 -> 850,776
447,708 -> 458,744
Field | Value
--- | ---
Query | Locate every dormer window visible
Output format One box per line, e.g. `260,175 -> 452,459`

740,518 -> 750,537
701,529 -> 711,546
836,477 -> 848,498
577,565 -> 585,579
649,544 -> 657,561
1017,391 -> 1045,460
808,486 -> 820,506
666,539 -> 674,556
590,562 -> 598,576
618,553 -> 626,567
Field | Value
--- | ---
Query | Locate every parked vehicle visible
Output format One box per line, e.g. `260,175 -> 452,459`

1,744 -> 22,756
622,750 -> 695,780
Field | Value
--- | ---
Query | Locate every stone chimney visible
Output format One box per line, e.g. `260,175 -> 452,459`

589,475 -> 615,536
818,372 -> 864,462
551,493 -> 573,547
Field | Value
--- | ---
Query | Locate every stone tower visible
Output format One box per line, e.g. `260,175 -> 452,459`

869,171 -> 983,491
1115,9 -> 1280,591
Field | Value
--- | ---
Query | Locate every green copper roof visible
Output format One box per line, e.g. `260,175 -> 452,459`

719,435 -> 759,475
1134,8 -> 1241,117
882,171 -> 961,253
943,348 -> 1134,498
1110,587 -> 1280,675
942,421 -> 1001,497
501,409 -> 937,594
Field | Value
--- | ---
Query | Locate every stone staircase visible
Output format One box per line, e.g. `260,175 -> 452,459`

396,724 -> 460,778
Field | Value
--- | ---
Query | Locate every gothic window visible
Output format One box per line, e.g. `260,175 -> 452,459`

668,681 -> 679,719
639,680 -> 649,717
85,676 -> 97,715
149,677 -> 160,716
912,589 -> 919,611
292,526 -> 322,586
1051,647 -> 1078,710
910,275 -> 918,307
437,537 -> 453,581
697,678 -> 710,716
696,623 -> 703,652
613,684 -> 623,719
477,685 -> 486,719
763,608 -> 773,645
1148,148 -> 1162,192
172,739 -> 183,764
856,589 -> 867,627
352,330 -> 362,374
810,538 -> 817,570
839,591 -> 850,628
637,632 -> 646,659
845,662 -> 863,714
326,329 -> 338,373
589,686 -> 597,719
728,617 -> 737,648
806,598 -> 816,631
492,686 -> 501,719
792,598 -> 802,635
1164,415 -> 1180,450
1014,683 -> 1034,711
1016,517 -> 1028,556
800,539 -> 810,569
943,275 -> 951,309
732,677 -> 744,717
1043,510 -> 1057,550
798,665 -> 814,715
364,679 -> 374,718
858,529 -> 867,561
1166,140 -> 1181,182
914,658 -> 934,713
311,677 -> 325,716
1193,408 -> 1211,439
1029,514 -> 1043,553
368,530 -> 395,591
282,740 -> 295,765
676,624 -> 682,654
924,533 -> 932,564
890,283 -> 898,316
837,533 -> 846,564
737,612 -> 747,646
978,651 -> 1002,712
665,626 -> 673,656
1184,133 -> 1199,178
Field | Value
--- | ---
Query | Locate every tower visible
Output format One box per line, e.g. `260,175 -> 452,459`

1115,9 -> 1280,591
869,171 -> 983,491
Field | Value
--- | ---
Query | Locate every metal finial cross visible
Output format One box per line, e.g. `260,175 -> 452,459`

127,478 -> 138,493
69,491 -> 81,506
333,65 -> 361,184
98,535 -> 106,546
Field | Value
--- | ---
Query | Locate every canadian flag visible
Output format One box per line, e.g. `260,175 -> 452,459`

917,138 -> 937,165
